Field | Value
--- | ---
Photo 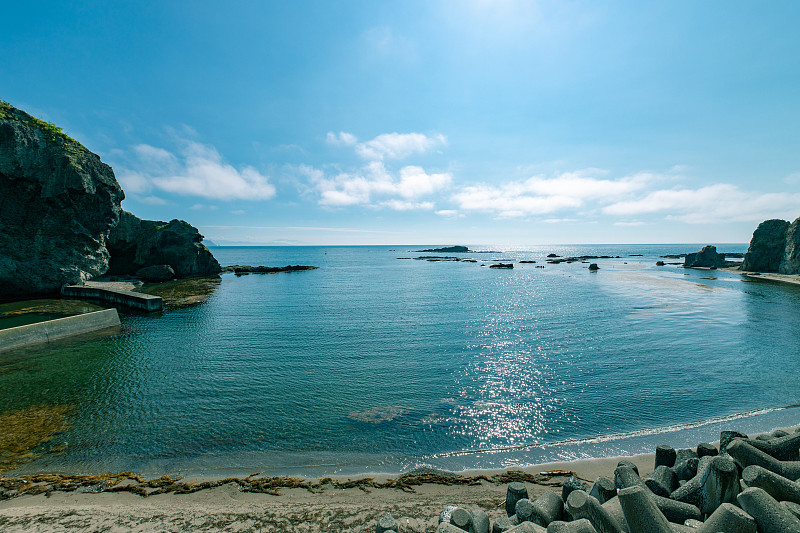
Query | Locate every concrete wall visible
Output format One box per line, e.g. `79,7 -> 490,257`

61,285 -> 162,312
0,308 -> 121,353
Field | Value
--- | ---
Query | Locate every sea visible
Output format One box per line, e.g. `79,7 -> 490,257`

2,244 -> 800,479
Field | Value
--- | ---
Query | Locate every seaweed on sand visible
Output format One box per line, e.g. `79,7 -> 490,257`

0,469 -> 588,500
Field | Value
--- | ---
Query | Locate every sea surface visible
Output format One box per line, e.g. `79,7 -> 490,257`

2,244 -> 800,478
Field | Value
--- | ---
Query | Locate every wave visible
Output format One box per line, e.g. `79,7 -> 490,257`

426,406 -> 790,459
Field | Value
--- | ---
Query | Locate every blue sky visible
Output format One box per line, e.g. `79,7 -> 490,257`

3,1 -> 800,245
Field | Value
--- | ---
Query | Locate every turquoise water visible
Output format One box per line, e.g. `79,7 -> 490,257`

2,244 -> 800,477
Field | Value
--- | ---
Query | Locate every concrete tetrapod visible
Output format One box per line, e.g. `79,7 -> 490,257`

507,482 -> 530,516
695,503 -> 756,533
674,449 -> 699,464
744,432 -> 800,461
530,491 -> 565,527
439,524 -> 470,533
546,519 -> 598,533
644,466 -> 677,498
655,445 -> 677,468
505,522 -> 547,533
471,508 -> 490,533
517,499 -> 536,523
439,506 -> 472,531
696,443 -> 718,458
728,439 -> 800,479
720,430 -> 748,454
613,466 -> 702,524
785,501 -> 800,520
562,476 -> 588,502
670,455 -> 739,515
589,477 -> 617,504
742,464 -> 800,505
565,489 -> 625,533
737,487 -> 800,533
617,485 -> 673,533
672,458 -> 699,482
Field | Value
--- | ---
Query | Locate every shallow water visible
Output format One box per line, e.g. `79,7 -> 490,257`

2,244 -> 799,477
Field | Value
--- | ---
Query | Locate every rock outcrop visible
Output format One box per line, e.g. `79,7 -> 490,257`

0,101 -> 124,297
684,245 -> 727,268
780,218 -> 800,274
107,211 -> 221,278
741,217 -> 800,274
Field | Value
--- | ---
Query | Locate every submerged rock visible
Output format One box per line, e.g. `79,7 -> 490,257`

0,101 -> 124,297
107,211 -> 221,278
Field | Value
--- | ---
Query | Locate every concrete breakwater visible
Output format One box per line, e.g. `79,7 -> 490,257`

61,284 -> 162,312
0,309 -> 120,353
381,426 -> 800,533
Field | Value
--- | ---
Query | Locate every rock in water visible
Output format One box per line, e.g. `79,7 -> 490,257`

742,219 -> 790,272
107,211 -> 221,278
0,101 -> 124,297
684,245 -> 727,268
779,217 -> 800,274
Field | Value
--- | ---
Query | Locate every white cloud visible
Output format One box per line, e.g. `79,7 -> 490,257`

603,184 -> 800,223
115,140 -> 276,201
139,195 -> 168,205
614,221 -> 647,226
306,161 -> 450,210
379,200 -> 435,211
325,131 -> 357,146
452,170 -> 651,218
326,131 -> 447,161
785,172 -> 800,185
116,170 -> 151,195
191,203 -> 218,210
435,210 -> 463,218
356,132 -> 446,160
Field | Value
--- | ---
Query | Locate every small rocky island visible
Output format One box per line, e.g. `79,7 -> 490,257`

415,246 -> 501,253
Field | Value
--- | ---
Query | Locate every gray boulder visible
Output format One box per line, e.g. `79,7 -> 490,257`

742,219 -> 790,272
107,211 -> 221,278
135,264 -> 176,282
779,217 -> 800,274
0,101 -> 124,297
684,245 -> 726,268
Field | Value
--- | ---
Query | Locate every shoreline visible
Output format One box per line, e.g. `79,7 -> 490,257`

2,421 -> 798,532
4,403 -> 798,480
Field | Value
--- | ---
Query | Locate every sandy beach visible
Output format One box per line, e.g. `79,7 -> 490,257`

0,454 -> 654,532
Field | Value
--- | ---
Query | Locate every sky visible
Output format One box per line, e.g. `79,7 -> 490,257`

3,0 -> 800,245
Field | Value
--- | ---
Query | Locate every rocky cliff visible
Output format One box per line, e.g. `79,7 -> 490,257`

741,217 -> 800,274
0,101 -> 124,297
780,218 -> 800,274
107,211 -> 221,278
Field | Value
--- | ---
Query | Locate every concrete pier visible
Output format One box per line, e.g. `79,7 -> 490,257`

62,284 -> 162,312
0,308 -> 120,352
